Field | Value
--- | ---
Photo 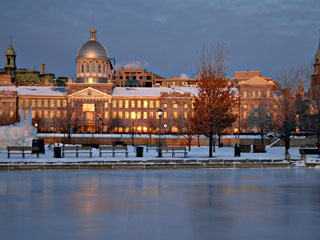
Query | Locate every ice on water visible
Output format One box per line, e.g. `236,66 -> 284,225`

0,106 -> 37,149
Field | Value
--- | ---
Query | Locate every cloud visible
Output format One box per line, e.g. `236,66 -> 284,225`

180,73 -> 189,79
115,61 -> 149,70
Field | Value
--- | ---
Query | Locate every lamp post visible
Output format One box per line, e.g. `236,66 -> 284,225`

157,109 -> 163,157
164,123 -> 167,146
35,123 -> 38,133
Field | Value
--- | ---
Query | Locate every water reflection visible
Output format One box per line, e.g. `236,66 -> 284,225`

0,169 -> 320,240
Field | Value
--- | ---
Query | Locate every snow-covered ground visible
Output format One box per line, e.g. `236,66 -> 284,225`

0,145 -> 302,163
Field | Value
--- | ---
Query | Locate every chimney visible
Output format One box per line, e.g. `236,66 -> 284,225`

41,63 -> 45,75
68,77 -> 73,84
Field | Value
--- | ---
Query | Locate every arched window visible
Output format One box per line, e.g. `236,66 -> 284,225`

92,63 -> 95,72
86,64 -> 89,73
81,64 -> 84,73
98,64 -> 101,73
103,64 -> 105,74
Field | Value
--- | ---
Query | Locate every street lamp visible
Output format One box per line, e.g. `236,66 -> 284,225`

35,123 -> 38,133
157,109 -> 163,157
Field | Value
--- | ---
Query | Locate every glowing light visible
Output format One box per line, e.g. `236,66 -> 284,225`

234,128 -> 239,133
88,77 -> 93,83
131,112 -> 136,119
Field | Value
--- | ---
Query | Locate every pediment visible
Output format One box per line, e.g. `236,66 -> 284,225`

68,87 -> 112,99
240,76 -> 275,86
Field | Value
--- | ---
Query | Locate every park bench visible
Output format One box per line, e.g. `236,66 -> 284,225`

160,146 -> 188,158
239,145 -> 251,153
253,144 -> 266,153
299,148 -> 320,161
7,146 -> 40,158
112,141 -> 127,146
99,145 -> 128,157
62,146 -> 92,158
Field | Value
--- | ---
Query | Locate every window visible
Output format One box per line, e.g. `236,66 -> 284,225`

267,91 -> 270,98
87,64 -> 89,73
112,100 -> 117,108
86,112 -> 93,121
63,111 -> 66,118
150,100 -> 154,108
10,111 -> 13,118
105,112 -> 109,119
57,100 -> 61,107
173,112 -> 178,119
25,99 -> 29,107
143,112 -> 147,119
32,111 -> 35,118
119,100 -> 123,108
50,111 -> 54,118
137,112 -> 141,119
243,104 -> 247,109
103,64 -> 105,74
112,112 -> 117,118
57,111 -> 60,118
92,63 -> 95,72
252,92 -> 256,97
31,99 -> 35,107
163,104 -> 167,108
184,104 -> 188,109
184,112 -> 188,119
125,112 -> 129,119
243,112 -> 247,118
119,112 -> 123,119
131,100 -> 135,108
173,104 -> 178,108
81,64 -> 84,73
125,100 -> 129,108
131,112 -> 136,119
98,64 -> 101,73
149,112 -> 154,118
137,100 -> 141,108
156,101 -> 160,108
105,102 -> 108,108
63,100 -> 67,107
164,112 -> 167,119
38,111 -> 42,118
143,101 -> 148,108
243,92 -> 247,98
83,104 -> 95,112
50,100 -> 54,107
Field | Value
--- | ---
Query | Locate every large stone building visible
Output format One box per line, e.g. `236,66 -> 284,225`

0,28 -> 315,135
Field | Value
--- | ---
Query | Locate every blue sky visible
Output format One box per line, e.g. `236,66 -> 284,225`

0,0 -> 319,80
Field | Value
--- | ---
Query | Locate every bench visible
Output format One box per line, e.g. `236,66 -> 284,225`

62,146 -> 92,158
160,146 -> 187,158
239,145 -> 251,153
7,146 -> 40,158
99,145 -> 128,157
299,148 -> 320,161
112,141 -> 127,146
253,145 -> 266,153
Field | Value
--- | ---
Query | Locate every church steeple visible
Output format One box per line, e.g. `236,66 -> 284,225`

5,36 -> 17,77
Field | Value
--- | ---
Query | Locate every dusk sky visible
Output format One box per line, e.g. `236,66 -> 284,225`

0,0 -> 319,81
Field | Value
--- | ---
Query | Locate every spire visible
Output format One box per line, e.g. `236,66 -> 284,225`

315,39 -> 320,64
6,36 -> 16,56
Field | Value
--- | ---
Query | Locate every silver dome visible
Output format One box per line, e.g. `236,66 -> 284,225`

77,40 -> 109,59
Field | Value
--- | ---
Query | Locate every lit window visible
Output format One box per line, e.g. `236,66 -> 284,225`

104,112 -> 109,119
164,112 -> 167,119
143,101 -> 148,108
137,112 -> 141,119
173,104 -> 178,108
125,100 -> 129,108
112,112 -> 117,118
184,104 -> 188,109
38,99 -> 42,107
243,112 -> 247,118
25,99 -> 29,107
119,100 -> 123,108
38,111 -> 42,118
156,101 -> 160,108
44,111 -> 48,118
63,100 -> 67,107
184,112 -> 188,119
113,100 -> 117,108
243,92 -> 247,98
50,100 -> 54,107
57,111 -> 60,118
57,100 -> 61,107
243,104 -> 247,109
83,104 -> 95,112
252,92 -> 256,97
137,100 -> 141,108
50,111 -> 54,118
164,104 -> 167,108
32,99 -> 35,107
10,111 -> 13,118
174,112 -> 178,119
131,100 -> 135,108
131,112 -> 136,119
105,102 -> 108,108
150,100 -> 154,108
125,112 -> 129,119
143,112 -> 147,119
118,112 -> 123,119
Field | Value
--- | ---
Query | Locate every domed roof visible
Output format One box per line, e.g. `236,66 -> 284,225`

77,40 -> 109,59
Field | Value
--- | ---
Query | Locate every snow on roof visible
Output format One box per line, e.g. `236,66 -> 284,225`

0,86 -> 67,96
112,87 -> 198,97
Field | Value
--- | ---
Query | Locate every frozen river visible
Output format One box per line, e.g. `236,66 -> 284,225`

0,169 -> 320,240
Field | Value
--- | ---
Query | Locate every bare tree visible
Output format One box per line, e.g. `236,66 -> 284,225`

193,42 -> 238,157
276,69 -> 300,158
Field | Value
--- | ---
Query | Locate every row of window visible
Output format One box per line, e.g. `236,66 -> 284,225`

111,100 -> 190,109
19,99 -> 67,108
112,111 -> 190,120
79,63 -> 107,74
242,90 -> 271,98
